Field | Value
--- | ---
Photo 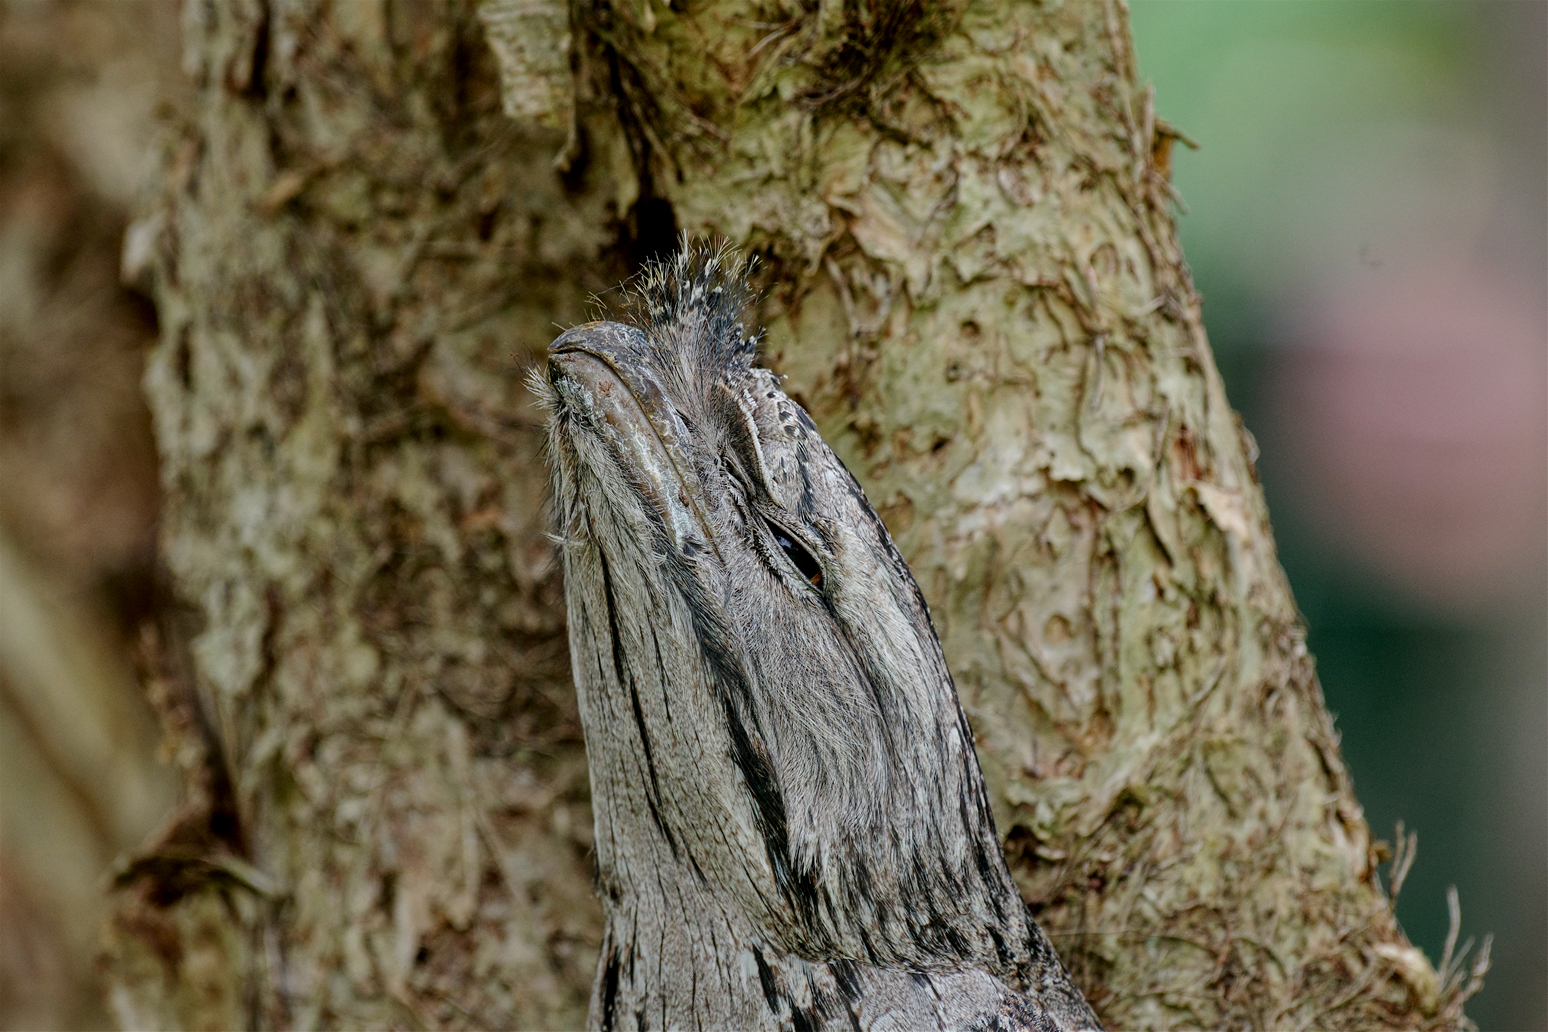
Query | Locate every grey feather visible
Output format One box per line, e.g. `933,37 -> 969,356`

534,243 -> 1101,1032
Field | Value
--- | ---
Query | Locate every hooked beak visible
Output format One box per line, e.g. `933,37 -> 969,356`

547,323 -> 722,564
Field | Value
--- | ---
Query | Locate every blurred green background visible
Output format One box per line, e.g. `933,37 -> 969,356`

1131,4 -> 1547,1029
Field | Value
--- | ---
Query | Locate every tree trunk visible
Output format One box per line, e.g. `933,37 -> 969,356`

103,0 -> 1482,1029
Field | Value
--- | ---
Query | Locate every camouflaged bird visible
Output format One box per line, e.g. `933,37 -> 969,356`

535,244 -> 1101,1032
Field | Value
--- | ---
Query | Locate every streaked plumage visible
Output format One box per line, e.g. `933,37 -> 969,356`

534,244 -> 1100,1031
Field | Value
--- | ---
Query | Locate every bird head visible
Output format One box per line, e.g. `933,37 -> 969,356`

534,243 -> 1027,970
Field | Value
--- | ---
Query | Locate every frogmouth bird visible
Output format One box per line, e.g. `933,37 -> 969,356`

536,244 -> 1100,1032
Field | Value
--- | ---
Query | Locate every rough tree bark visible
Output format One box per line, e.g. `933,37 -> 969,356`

103,0 -> 1485,1029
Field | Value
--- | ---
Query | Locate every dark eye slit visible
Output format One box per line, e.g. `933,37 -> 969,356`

763,517 -> 823,588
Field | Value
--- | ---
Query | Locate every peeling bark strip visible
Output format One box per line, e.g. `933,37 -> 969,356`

476,0 -> 575,131
537,246 -> 1099,1030
102,0 -> 1482,1028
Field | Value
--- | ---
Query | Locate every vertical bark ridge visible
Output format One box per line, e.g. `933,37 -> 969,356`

105,0 -> 635,1026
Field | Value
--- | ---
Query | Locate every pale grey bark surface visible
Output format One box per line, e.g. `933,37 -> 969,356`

101,1 -> 1483,1029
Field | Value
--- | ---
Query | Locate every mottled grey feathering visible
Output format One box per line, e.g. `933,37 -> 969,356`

535,243 -> 1101,1032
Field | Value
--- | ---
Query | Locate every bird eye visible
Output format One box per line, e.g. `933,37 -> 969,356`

764,518 -> 823,588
